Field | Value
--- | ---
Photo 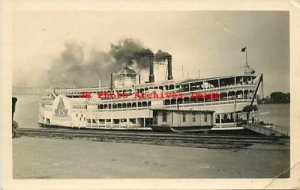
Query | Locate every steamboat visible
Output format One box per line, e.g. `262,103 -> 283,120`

39,49 -> 263,133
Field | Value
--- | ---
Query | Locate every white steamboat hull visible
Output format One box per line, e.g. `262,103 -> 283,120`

39,94 -> 255,131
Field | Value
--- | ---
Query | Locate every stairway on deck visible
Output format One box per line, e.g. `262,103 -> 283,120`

243,123 -> 289,137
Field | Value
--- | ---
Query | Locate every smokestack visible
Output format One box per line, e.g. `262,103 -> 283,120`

149,54 -> 155,83
110,73 -> 113,90
167,55 -> 173,80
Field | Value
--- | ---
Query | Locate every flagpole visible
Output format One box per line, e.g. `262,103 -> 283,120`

245,48 -> 249,75
242,46 -> 249,75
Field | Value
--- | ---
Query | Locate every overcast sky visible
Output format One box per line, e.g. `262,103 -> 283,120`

12,11 -> 289,95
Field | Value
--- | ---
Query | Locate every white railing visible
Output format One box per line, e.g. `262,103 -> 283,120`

49,83 -> 255,96
178,84 -> 255,94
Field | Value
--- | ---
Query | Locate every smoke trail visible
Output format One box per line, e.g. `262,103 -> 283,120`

154,49 -> 171,62
47,41 -> 86,88
110,39 -> 153,68
47,38 -> 156,88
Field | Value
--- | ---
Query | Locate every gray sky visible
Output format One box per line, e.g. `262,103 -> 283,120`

12,11 -> 289,95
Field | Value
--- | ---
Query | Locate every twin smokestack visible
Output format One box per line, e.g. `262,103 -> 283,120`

167,56 -> 173,80
110,52 -> 173,87
149,54 -> 173,83
149,54 -> 155,83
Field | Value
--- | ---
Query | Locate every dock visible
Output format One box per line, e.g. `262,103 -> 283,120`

243,123 -> 289,137
15,127 -> 289,149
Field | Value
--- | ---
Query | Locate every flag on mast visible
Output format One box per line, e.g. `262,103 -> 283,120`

241,47 -> 247,52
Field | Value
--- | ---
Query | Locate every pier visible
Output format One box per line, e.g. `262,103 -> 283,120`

243,123 -> 289,137
15,127 -> 289,149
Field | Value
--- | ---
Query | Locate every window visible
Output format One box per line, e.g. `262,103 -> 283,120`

192,113 -> 196,122
183,84 -> 189,91
182,113 -> 186,122
204,114 -> 208,122
162,112 -> 167,122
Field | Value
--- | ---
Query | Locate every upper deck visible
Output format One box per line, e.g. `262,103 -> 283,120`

47,74 -> 257,99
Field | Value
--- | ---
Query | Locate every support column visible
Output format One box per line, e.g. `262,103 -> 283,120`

220,113 -> 222,128
126,110 -> 129,128
233,113 -> 236,127
90,112 -> 92,127
110,111 -> 113,128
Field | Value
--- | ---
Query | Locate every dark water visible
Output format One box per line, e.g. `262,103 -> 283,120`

13,95 -> 290,132
14,95 -> 42,129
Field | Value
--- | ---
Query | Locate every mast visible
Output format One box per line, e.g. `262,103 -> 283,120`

241,46 -> 251,75
98,80 -> 101,89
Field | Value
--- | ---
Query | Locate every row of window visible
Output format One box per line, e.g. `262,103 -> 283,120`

91,95 -> 252,110
96,91 -> 254,110
215,113 -> 243,123
73,105 -> 86,109
162,112 -> 208,123
98,101 -> 151,109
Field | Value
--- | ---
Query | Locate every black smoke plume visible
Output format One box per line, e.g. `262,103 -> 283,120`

47,39 -> 157,88
154,49 -> 171,62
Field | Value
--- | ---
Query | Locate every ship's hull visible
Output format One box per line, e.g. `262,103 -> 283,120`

150,125 -> 213,132
39,123 -> 152,132
39,123 -> 264,136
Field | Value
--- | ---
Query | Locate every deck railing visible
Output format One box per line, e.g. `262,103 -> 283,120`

244,123 -> 289,137
48,84 -> 255,97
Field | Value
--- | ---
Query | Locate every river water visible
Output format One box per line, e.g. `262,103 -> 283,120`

13,95 -> 290,132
